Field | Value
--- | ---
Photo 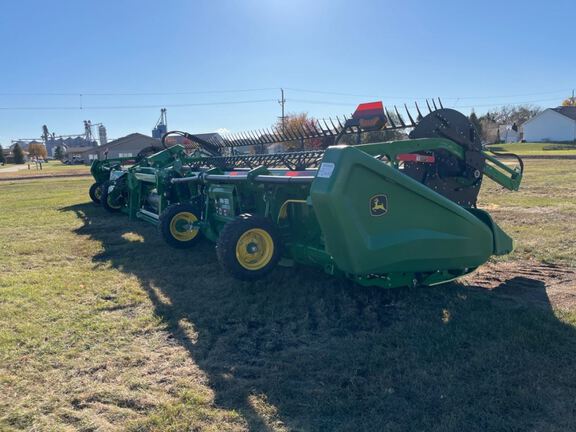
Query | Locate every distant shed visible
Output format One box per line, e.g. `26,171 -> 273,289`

522,106 -> 576,142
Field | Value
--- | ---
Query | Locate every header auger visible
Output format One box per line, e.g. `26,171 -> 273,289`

89,100 -> 523,289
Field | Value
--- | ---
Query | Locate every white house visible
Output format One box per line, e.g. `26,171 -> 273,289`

522,106 -> 576,142
498,124 -> 520,143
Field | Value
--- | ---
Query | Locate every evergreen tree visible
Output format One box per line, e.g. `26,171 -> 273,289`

469,111 -> 483,137
0,144 -> 5,164
54,146 -> 64,161
13,143 -> 25,164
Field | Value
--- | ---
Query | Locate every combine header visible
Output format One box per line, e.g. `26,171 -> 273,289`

90,100 -> 523,288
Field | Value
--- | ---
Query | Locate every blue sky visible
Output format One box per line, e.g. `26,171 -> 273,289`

0,0 -> 574,144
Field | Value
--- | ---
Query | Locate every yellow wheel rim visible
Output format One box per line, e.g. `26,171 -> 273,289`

169,212 -> 199,242
235,228 -> 274,270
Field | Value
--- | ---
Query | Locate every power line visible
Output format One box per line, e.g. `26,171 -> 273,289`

0,87 -> 279,97
289,96 -> 564,109
0,86 -> 572,100
0,99 -> 277,111
285,87 -> 573,101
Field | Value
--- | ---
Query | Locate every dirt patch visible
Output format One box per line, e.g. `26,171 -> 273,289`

463,260 -> 576,311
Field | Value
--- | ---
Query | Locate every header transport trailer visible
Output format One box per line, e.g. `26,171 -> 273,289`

91,101 -> 523,288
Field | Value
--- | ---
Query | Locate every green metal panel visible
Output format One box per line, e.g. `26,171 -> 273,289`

310,145 -> 495,275
467,208 -> 514,255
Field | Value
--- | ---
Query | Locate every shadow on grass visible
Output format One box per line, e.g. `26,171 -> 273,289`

63,203 -> 576,432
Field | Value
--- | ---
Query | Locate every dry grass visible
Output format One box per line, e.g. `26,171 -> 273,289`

1,159 -> 576,431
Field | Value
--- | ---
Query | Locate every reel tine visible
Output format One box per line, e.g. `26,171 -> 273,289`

425,99 -> 433,113
336,116 -> 345,130
268,128 -> 279,143
243,131 -> 255,145
414,102 -> 423,120
275,126 -> 287,142
296,127 -> 306,141
284,126 -> 296,141
250,130 -> 262,144
322,119 -> 333,135
404,104 -> 417,126
282,126 -> 294,142
303,121 -> 316,137
269,129 -> 279,143
432,98 -> 438,111
273,126 -> 285,142
236,132 -> 246,145
329,117 -> 339,132
438,97 -> 444,109
245,130 -> 256,144
253,130 -> 261,143
394,105 -> 406,127
287,127 -> 298,140
264,128 -> 274,144
211,136 -> 222,148
297,125 -> 308,140
280,126 -> 292,140
311,120 -> 323,136
385,108 -> 397,128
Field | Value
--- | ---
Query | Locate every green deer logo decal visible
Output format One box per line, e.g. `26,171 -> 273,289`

370,194 -> 388,216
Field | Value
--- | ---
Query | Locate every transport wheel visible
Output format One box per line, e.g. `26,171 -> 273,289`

89,182 -> 103,204
216,214 -> 281,281
100,180 -> 124,213
160,203 -> 201,249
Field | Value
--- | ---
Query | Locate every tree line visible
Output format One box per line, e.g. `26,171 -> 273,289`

469,105 -> 541,144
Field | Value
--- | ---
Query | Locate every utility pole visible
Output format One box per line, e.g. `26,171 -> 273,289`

278,88 -> 286,132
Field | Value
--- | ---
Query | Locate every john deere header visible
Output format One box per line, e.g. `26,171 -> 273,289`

89,100 -> 523,288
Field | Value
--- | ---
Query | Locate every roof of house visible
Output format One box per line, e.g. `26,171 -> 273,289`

67,146 -> 95,154
552,106 -> 576,121
78,133 -> 159,154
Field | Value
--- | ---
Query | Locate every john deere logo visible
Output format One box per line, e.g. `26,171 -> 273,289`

370,194 -> 388,216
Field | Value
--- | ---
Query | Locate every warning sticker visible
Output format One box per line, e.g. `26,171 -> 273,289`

317,162 -> 335,178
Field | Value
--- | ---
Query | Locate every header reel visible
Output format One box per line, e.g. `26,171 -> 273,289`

162,99 -> 445,154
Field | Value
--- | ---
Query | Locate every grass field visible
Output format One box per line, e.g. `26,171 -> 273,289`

1,159 -> 576,431
486,142 -> 576,155
0,161 -> 90,178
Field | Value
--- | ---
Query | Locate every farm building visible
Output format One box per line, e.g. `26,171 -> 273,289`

64,147 -> 95,163
498,124 -> 520,143
78,133 -> 160,163
522,106 -> 576,142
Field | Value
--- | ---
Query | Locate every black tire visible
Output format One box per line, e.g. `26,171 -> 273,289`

159,203 -> 202,249
216,214 -> 281,281
89,182 -> 102,204
100,180 -> 124,213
